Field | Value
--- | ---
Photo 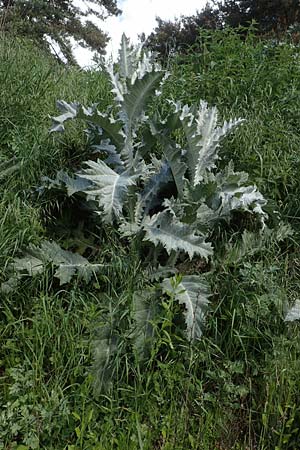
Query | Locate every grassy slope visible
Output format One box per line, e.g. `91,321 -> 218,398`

161,29 -> 300,223
1,32 -> 300,450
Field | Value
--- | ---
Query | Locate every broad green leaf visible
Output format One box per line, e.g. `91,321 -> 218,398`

162,275 -> 211,341
143,211 -> 213,260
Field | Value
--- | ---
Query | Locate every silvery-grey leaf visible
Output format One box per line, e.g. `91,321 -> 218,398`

132,289 -> 161,360
0,157 -> 20,180
143,211 -> 213,260
79,159 -> 139,222
163,143 -> 187,194
284,300 -> 300,322
39,170 -> 92,196
92,140 -> 124,169
1,241 -> 103,290
140,162 -> 173,215
162,275 -> 211,341
50,101 -> 80,132
78,109 -> 124,149
176,100 -> 243,186
122,71 -> 164,136
93,323 -> 120,393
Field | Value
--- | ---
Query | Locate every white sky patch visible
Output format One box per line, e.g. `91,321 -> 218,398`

75,0 -> 207,67
45,35 -> 68,64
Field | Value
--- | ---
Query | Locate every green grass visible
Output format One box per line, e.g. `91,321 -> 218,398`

160,28 -> 300,226
1,30 -> 300,449
0,35 -> 112,190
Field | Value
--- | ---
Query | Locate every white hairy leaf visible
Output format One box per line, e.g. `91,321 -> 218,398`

92,140 -> 124,169
51,102 -> 124,150
39,170 -> 92,196
219,184 -> 267,226
50,100 -> 79,132
143,211 -> 213,260
93,324 -> 120,393
178,101 -> 243,186
132,289 -> 161,360
139,162 -> 173,215
163,143 -> 187,194
79,160 -> 138,222
118,33 -> 137,79
284,300 -> 300,322
196,163 -> 268,226
1,241 -> 102,291
122,71 -> 164,134
0,157 -> 20,180
162,275 -> 211,341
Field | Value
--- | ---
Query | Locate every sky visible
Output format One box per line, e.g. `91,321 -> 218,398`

75,0 -> 207,66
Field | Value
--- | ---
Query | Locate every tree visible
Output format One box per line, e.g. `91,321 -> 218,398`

145,4 -> 220,58
145,0 -> 300,61
217,0 -> 300,32
0,0 -> 121,64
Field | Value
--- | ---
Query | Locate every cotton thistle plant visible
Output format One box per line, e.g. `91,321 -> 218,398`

3,34 -> 268,387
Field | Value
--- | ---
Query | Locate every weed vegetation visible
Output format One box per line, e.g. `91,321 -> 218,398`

1,30 -> 300,450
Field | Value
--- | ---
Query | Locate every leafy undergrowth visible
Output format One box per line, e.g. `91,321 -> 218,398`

160,27 -> 300,229
1,31 -> 300,450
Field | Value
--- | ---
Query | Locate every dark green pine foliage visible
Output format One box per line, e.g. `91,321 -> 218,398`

0,0 -> 121,64
217,0 -> 300,32
144,4 -> 220,58
145,0 -> 300,59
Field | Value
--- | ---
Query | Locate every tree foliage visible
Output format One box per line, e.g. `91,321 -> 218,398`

145,0 -> 300,58
0,0 -> 121,64
145,4 -> 220,58
217,0 -> 300,32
